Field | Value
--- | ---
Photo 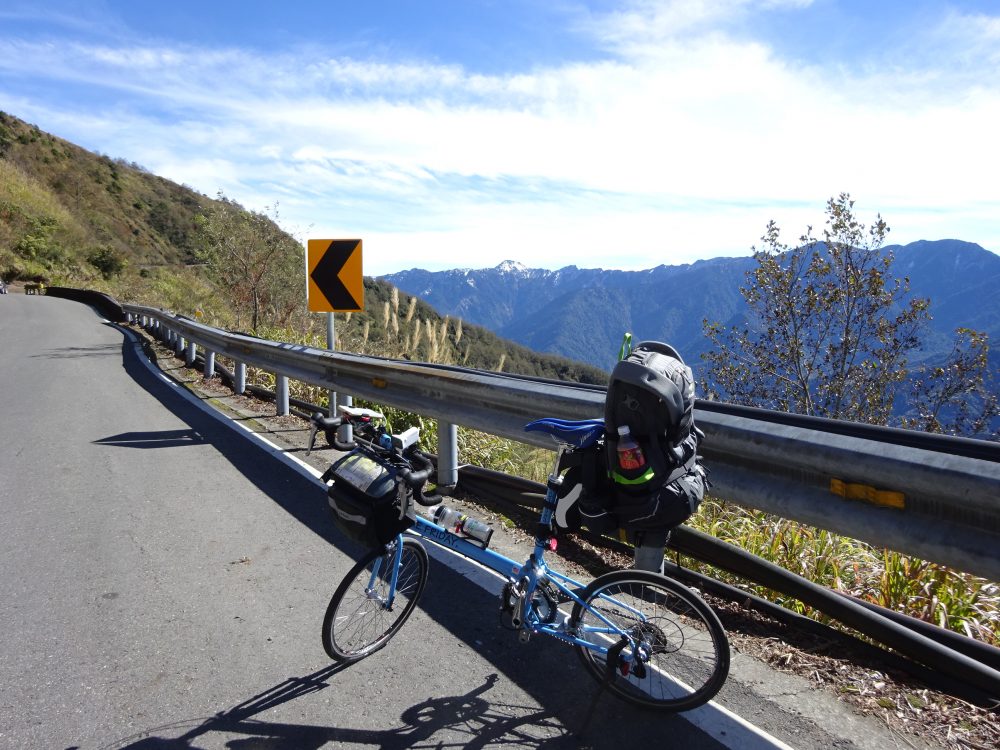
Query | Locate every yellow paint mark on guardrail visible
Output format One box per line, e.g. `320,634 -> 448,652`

830,478 -> 905,509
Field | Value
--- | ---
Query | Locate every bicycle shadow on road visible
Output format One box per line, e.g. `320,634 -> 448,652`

101,670 -> 584,750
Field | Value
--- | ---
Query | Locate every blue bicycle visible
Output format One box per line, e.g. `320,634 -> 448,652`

320,418 -> 730,712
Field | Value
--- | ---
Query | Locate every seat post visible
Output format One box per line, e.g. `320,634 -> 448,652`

633,529 -> 669,574
548,444 -> 568,483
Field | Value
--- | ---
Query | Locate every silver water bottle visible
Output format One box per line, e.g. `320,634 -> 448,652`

433,505 -> 493,547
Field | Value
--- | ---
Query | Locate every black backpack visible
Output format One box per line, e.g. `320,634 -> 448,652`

555,341 -> 705,534
605,341 -> 697,489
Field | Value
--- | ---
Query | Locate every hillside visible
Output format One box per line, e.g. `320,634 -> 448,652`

352,278 -> 609,382
0,112 -> 607,384
0,111 -> 208,281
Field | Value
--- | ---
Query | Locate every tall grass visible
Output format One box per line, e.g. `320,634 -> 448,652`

688,498 -> 1000,645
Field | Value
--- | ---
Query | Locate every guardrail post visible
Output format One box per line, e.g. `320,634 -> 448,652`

186,341 -> 197,367
337,394 -> 354,443
235,362 -> 246,395
204,351 -> 215,379
276,375 -> 289,416
438,420 -> 459,489
176,335 -> 185,356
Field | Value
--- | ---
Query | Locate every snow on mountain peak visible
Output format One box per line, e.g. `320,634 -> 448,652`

495,260 -> 528,274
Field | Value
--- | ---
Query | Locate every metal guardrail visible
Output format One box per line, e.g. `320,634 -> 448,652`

122,304 -> 1000,581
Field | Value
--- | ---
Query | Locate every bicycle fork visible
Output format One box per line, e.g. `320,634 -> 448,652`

366,541 -> 404,610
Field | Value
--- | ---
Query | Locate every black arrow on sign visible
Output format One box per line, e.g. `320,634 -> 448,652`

311,240 -> 360,309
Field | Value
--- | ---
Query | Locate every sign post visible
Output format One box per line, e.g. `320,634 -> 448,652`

307,239 -> 364,419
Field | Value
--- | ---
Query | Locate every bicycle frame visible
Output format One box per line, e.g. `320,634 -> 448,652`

377,444 -> 651,660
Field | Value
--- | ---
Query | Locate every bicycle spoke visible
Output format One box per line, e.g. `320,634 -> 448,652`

571,570 -> 729,711
323,538 -> 429,662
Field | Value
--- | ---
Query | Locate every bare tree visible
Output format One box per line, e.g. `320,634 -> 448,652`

904,328 -> 999,439
196,192 -> 302,332
702,194 -> 929,425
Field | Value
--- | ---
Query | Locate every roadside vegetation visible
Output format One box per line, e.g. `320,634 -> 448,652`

698,194 -> 999,645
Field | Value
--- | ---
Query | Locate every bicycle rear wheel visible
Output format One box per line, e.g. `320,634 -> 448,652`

322,537 -> 429,662
570,569 -> 729,711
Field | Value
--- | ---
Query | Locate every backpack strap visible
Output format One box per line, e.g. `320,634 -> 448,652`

617,332 -> 634,361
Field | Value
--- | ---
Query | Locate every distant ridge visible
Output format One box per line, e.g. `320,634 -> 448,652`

383,240 -> 1000,372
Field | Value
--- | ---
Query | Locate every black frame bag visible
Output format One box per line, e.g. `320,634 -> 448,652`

554,433 -> 705,535
554,442 -> 617,534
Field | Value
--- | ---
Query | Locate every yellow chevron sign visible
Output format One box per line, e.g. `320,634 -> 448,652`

307,239 -> 364,312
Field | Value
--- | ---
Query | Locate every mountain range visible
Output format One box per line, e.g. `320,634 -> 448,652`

383,241 -> 1000,373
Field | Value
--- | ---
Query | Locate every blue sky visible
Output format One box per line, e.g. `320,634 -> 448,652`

1,1 -> 998,276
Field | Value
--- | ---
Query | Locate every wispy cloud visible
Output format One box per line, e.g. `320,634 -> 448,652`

1,0 -> 997,274
577,0 -> 815,52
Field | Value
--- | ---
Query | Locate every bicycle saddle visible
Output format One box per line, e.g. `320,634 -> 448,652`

524,418 -> 605,449
338,405 -> 384,420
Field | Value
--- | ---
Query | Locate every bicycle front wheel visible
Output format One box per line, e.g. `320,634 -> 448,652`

322,537 -> 429,662
570,569 -> 729,711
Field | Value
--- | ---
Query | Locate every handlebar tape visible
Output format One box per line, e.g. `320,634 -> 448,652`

398,451 -> 433,487
398,451 -> 443,506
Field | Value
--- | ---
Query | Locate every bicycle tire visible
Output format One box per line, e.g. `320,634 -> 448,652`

322,537 -> 429,662
570,569 -> 729,711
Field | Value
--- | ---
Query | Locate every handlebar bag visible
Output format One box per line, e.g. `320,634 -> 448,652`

325,450 -> 415,548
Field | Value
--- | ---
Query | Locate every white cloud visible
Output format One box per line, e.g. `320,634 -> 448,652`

576,0 -> 815,53
1,0 -> 998,274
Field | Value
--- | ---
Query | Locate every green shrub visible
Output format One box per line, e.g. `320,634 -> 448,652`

87,245 -> 128,279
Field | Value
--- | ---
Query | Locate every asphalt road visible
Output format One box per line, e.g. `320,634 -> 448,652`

0,294 -> 914,750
